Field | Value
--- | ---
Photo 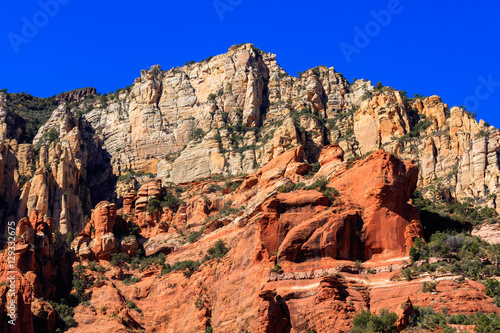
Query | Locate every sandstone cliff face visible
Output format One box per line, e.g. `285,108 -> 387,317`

328,150 -> 422,260
2,44 -> 500,333
2,145 -> 500,332
3,43 -> 499,241
0,94 -> 114,237
0,210 -> 72,333
69,44 -> 373,185
65,147 -> 495,332
355,92 -> 500,210
71,146 -> 422,332
50,43 -> 500,216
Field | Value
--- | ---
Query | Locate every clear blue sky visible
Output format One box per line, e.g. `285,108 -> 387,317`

1,0 -> 499,126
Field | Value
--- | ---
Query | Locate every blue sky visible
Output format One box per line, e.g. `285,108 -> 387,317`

1,0 -> 499,126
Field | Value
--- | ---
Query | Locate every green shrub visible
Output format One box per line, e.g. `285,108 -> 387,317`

219,200 -> 239,217
404,229 -> 500,293
65,232 -> 74,248
46,127 -> 59,143
310,162 -> 320,173
421,281 -> 437,293
117,170 -> 156,181
137,252 -> 165,271
350,309 -> 397,333
323,187 -> 339,203
484,278 -> 500,306
160,241 -> 230,278
72,264 -> 91,303
204,240 -> 229,261
49,300 -> 77,331
294,182 -> 306,190
195,297 -> 204,309
147,198 -> 162,214
126,300 -> 142,313
211,174 -> 225,181
187,229 -> 205,243
207,184 -> 222,193
278,183 -> 295,193
18,175 -> 29,186
189,128 -> 205,142
224,181 -> 239,193
123,277 -> 141,285
161,191 -> 181,212
408,306 -> 444,330
88,261 -> 96,271
127,220 -> 140,235
110,253 -> 131,266
161,260 -> 201,278
4,91 -> 59,143
305,176 -> 329,191
270,264 -> 282,273
95,265 -> 107,273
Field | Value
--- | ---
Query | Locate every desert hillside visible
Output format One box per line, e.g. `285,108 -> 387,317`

2,44 -> 500,332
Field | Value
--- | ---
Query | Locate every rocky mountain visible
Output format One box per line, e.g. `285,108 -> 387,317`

1,43 -> 500,332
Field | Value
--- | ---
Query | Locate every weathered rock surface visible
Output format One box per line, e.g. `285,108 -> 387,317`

72,201 -> 121,260
57,87 -> 97,104
3,44 -> 500,333
2,44 -> 500,242
328,150 -> 422,259
0,210 -> 72,333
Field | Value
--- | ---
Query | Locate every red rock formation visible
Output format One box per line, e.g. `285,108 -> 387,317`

6,142 -> 500,333
396,297 -> 414,331
0,211 -> 72,333
72,201 -> 121,260
318,143 -> 344,166
254,290 -> 290,333
329,150 -> 423,259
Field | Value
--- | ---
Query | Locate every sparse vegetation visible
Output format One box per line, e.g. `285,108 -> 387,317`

218,200 -> 239,217
204,240 -> 229,261
146,198 -> 162,214
123,277 -> 141,285
49,300 -> 77,331
187,228 -> 205,243
160,260 -> 202,278
421,281 -> 437,293
207,93 -> 217,103
207,184 -> 222,193
188,127 -> 205,142
405,229 -> 500,299
110,253 -> 131,266
160,241 -> 230,278
270,264 -> 282,273
305,162 -> 321,178
413,189 -> 498,227
126,300 -> 142,313
4,91 -> 59,143
278,182 -> 295,193
117,170 -> 156,181
305,176 -> 329,191
224,180 -> 239,193
350,309 -> 397,333
72,264 -> 92,303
